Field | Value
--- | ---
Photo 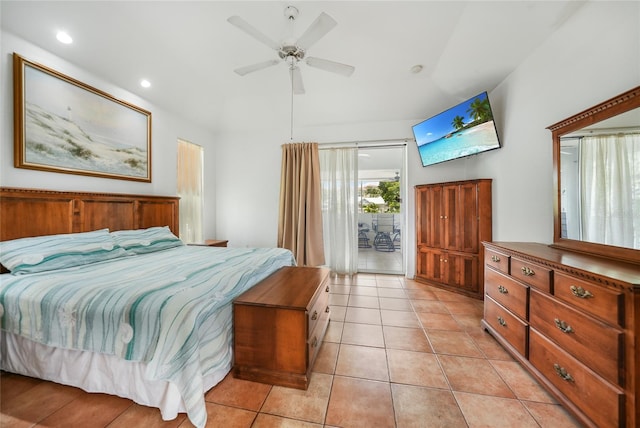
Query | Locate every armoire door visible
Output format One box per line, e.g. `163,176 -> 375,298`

416,247 -> 444,283
426,185 -> 444,249
442,184 -> 460,251
458,182 -> 479,254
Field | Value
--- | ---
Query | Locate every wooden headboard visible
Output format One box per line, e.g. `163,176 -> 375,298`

0,187 -> 180,241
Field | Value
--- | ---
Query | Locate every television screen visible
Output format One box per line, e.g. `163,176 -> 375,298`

412,92 -> 501,167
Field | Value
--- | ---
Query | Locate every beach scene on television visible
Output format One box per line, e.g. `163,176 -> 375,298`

413,92 -> 500,167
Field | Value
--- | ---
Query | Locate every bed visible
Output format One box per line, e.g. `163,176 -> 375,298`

0,188 -> 296,428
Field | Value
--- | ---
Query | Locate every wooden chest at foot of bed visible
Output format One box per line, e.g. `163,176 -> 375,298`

232,266 -> 331,389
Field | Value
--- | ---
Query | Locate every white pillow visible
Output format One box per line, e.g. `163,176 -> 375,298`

0,229 -> 128,275
110,226 -> 184,255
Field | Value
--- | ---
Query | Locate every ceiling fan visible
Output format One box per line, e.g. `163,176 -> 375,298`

227,6 -> 355,95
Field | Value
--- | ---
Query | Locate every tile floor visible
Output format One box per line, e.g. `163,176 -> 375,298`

0,274 -> 582,427
357,247 -> 403,274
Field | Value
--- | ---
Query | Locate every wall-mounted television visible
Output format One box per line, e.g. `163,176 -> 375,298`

412,92 -> 501,167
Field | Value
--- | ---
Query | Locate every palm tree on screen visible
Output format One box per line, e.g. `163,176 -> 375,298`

452,115 -> 465,130
467,98 -> 492,123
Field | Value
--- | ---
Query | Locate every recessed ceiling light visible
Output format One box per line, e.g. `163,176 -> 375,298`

56,31 -> 73,44
140,79 -> 151,88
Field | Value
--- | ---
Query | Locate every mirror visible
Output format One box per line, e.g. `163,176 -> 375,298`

548,86 -> 640,264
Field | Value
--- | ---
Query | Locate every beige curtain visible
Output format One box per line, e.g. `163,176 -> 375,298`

278,143 -> 325,266
177,139 -> 203,243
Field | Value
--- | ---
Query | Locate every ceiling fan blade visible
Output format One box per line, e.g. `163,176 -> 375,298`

296,12 -> 337,50
290,66 -> 305,94
227,16 -> 281,51
233,60 -> 280,76
306,57 -> 355,77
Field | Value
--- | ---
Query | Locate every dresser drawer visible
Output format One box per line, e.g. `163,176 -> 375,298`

529,329 -> 623,428
485,267 -> 528,320
485,248 -> 510,274
308,281 -> 330,336
529,289 -> 623,385
554,272 -> 624,327
484,296 -> 528,356
308,309 -> 330,370
511,257 -> 553,293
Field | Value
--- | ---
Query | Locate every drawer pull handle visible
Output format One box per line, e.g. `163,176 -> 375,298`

326,285 -> 330,293
521,266 -> 535,276
325,306 -> 330,313
311,311 -> 318,321
497,285 -> 509,294
491,255 -> 501,263
311,336 -> 318,348
570,285 -> 593,299
497,316 -> 507,327
554,318 -> 574,334
553,364 -> 574,382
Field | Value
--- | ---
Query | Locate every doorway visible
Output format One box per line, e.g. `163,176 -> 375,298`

357,145 -> 405,274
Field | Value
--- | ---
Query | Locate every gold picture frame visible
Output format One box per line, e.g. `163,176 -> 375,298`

13,53 -> 152,182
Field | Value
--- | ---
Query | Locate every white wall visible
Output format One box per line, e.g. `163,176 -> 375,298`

214,118 -> 417,250
1,31 -> 218,236
214,1 -> 639,278
478,1 -> 639,246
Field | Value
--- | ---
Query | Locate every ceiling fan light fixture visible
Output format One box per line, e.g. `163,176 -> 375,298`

285,55 -> 296,67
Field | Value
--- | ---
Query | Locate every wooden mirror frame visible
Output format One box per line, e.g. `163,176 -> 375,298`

547,86 -> 640,264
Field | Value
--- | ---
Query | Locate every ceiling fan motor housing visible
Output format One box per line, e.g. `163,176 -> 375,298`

279,45 -> 305,64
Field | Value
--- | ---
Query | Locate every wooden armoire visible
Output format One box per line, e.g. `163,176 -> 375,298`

415,179 -> 492,299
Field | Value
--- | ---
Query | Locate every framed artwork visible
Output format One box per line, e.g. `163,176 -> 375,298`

13,53 -> 152,182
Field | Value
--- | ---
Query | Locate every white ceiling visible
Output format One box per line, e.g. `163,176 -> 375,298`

1,1 -> 585,135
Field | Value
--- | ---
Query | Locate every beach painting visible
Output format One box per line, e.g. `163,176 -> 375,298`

14,54 -> 152,182
412,92 -> 500,167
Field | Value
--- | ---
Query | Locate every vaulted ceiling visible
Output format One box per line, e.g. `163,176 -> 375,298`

1,1 -> 585,135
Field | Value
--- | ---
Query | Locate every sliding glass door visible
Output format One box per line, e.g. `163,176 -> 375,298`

357,146 -> 405,274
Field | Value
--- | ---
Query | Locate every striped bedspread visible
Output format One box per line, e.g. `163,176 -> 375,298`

0,245 -> 296,427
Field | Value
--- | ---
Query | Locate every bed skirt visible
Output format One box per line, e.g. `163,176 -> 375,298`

0,331 -> 228,421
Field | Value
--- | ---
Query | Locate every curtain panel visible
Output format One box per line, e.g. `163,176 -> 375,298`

277,143 -> 325,266
177,140 -> 204,243
580,133 -> 640,248
319,147 -> 358,275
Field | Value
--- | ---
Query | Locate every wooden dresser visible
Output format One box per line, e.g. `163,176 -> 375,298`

482,242 -> 640,428
232,266 -> 330,389
415,179 -> 492,299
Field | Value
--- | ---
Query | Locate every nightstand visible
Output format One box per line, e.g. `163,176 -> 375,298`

204,239 -> 228,247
